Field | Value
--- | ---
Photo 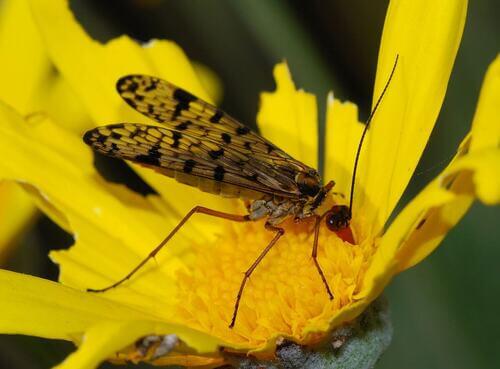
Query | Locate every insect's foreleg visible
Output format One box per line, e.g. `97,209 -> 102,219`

312,215 -> 334,300
87,206 -> 250,293
229,223 -> 284,328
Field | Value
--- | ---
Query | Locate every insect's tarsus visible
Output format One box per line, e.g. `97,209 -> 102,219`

348,54 -> 399,219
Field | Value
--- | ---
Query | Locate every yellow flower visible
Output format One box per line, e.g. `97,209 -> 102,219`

0,0 -> 92,261
0,0 -> 498,368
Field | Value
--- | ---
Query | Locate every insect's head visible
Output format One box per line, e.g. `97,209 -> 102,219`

322,205 -> 354,244
325,205 -> 350,231
296,170 -> 321,197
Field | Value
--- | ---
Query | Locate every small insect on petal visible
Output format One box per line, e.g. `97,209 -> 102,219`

83,74 -> 338,328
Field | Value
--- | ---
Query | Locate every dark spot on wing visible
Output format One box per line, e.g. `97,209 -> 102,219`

221,133 -> 232,144
148,144 -> 162,159
244,142 -> 251,150
173,88 -> 196,104
109,143 -> 119,154
183,159 -> 196,173
236,126 -> 250,135
172,131 -> 182,148
172,88 -> 196,119
127,81 -> 139,92
210,109 -> 224,123
209,148 -> 224,159
111,132 -> 122,140
135,154 -> 160,166
214,166 -> 225,181
144,80 -> 157,92
126,99 -> 138,110
92,133 -> 106,145
175,121 -> 191,131
173,104 -> 187,119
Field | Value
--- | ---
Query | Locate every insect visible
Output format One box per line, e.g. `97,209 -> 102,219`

83,56 -> 398,328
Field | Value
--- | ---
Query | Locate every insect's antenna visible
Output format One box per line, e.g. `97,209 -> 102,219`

348,54 -> 399,219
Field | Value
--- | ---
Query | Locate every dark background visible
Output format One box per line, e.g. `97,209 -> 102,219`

1,1 -> 499,368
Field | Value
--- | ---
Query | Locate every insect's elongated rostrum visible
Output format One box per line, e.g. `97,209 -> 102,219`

83,56 -> 398,328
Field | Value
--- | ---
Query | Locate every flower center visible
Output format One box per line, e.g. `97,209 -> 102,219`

175,208 -> 376,348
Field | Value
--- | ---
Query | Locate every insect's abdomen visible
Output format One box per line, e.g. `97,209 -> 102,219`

164,169 -> 267,200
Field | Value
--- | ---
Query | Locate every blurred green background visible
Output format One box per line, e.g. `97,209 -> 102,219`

1,0 -> 498,368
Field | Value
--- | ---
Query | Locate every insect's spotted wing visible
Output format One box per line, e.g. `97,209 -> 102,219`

84,75 -> 321,199
116,75 -> 316,183
84,123 -> 300,199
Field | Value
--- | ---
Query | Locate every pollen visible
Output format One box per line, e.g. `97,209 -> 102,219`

175,213 -> 377,347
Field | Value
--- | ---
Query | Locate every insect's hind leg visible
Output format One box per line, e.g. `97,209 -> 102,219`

312,215 -> 334,300
87,206 -> 250,293
229,223 -> 284,328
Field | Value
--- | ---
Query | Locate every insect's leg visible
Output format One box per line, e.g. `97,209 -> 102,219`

312,215 -> 334,300
229,223 -> 284,328
87,206 -> 250,293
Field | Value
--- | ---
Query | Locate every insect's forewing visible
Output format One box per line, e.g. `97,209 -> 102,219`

84,122 -> 299,199
84,75 -> 318,199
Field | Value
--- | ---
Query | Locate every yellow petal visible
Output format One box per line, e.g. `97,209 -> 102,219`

469,55 -> 500,152
396,148 -> 499,272
324,93 -> 364,198
28,0 -> 212,122
38,75 -> 91,133
257,62 -> 318,169
0,269 -> 223,369
345,53 -> 499,301
357,0 -> 468,231
29,0 -> 236,223
192,61 -> 223,105
0,0 -> 89,132
0,182 -> 36,264
56,322 -> 145,369
0,103 -> 193,317
0,0 -> 46,263
358,147 -> 499,292
0,269 -> 153,338
0,0 -> 51,114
